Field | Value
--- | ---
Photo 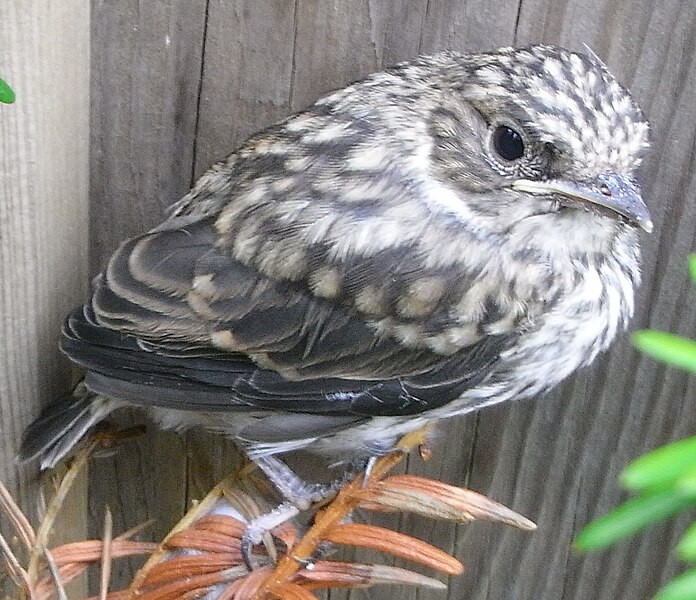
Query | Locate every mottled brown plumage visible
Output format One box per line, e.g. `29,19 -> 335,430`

20,46 -> 651,482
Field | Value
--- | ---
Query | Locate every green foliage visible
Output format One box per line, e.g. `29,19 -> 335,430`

634,331 -> 696,373
679,521 -> 696,561
575,489 -> 696,552
576,255 -> 696,599
656,569 -> 696,600
621,437 -> 696,492
0,77 -> 15,104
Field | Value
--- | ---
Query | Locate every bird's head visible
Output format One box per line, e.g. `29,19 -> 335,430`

426,45 -> 652,243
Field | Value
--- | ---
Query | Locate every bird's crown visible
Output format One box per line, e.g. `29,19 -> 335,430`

445,45 -> 650,177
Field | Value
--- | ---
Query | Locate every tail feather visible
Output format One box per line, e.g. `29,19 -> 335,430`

17,382 -> 120,470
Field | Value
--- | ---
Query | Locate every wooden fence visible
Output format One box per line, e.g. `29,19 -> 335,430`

3,1 -> 696,598
0,1 -> 90,586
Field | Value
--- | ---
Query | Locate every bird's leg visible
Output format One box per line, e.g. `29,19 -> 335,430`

242,440 -> 405,569
349,437 -> 404,487
241,502 -> 299,570
241,454 -> 351,569
251,455 -> 334,507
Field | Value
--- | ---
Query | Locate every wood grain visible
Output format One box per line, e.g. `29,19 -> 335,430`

87,0 -> 209,583
0,2 -> 90,596
42,0 -> 696,597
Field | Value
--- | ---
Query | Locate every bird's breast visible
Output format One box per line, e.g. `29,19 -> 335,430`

465,246 -> 639,408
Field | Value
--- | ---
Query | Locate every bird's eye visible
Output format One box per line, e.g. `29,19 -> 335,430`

492,125 -> 525,161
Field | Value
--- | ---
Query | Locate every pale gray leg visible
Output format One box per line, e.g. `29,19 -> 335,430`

252,454 -> 332,508
241,454 -> 349,569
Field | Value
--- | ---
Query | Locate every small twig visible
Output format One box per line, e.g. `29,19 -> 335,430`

99,506 -> 113,600
42,547 -> 69,600
321,523 -> 463,575
27,438 -> 99,584
298,560 -> 448,590
0,479 -> 36,549
357,474 -> 537,530
0,529 -> 32,593
120,423 -> 537,599
115,519 -> 155,542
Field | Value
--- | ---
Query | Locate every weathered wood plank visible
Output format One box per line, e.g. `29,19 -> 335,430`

90,0 -> 208,267
0,1 -> 90,595
288,0 -> 423,109
0,0 -> 90,514
419,0 -> 520,53
88,0 -> 208,585
192,0 -> 297,179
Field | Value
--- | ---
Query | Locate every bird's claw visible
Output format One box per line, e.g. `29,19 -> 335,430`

362,455 -> 386,487
240,523 -> 270,571
240,502 -> 302,570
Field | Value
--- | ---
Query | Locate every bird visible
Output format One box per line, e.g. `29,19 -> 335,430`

19,45 -> 652,521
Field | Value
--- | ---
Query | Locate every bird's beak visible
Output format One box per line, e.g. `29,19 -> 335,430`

512,173 -> 653,233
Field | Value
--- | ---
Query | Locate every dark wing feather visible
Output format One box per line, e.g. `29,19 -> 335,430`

63,304 -> 515,417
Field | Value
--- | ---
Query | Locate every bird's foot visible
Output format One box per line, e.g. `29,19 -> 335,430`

241,455 -> 355,569
241,436 -> 424,570
240,501 -> 301,570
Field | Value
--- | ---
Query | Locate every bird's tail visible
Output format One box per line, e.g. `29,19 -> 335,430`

17,382 -> 120,470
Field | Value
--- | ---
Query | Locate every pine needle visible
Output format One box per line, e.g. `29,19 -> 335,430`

99,506 -> 113,600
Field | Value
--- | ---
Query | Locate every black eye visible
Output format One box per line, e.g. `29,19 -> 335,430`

492,125 -> 525,161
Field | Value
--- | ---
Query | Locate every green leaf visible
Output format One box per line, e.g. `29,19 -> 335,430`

633,330 -> 696,373
678,468 -> 696,495
0,78 -> 15,104
575,489 -> 696,552
677,520 -> 696,562
655,567 -> 696,600
621,436 -> 696,492
689,255 -> 696,286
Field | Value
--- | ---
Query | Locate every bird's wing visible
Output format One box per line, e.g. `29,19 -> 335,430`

65,301 -> 514,417
63,213 -> 518,420
93,216 -> 451,379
